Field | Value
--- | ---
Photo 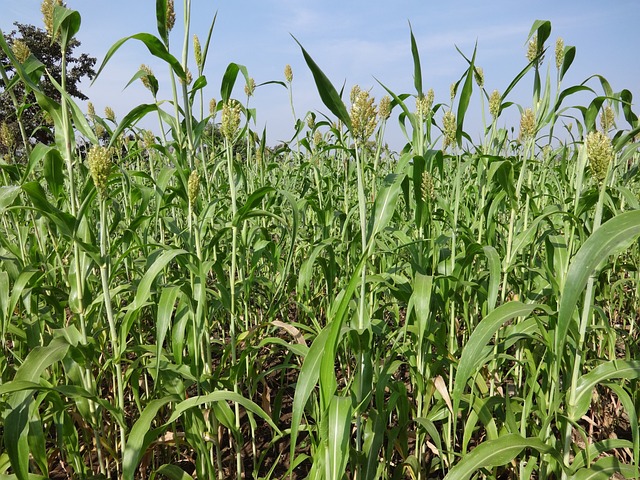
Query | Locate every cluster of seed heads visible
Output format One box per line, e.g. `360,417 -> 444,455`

244,78 -> 256,97
519,108 -> 535,141
188,170 -> 200,204
415,89 -> 434,120
0,123 -> 15,149
421,171 -> 436,202
600,105 -> 615,132
87,146 -> 112,197
442,111 -> 457,151
104,106 -> 116,122
221,100 -> 242,141
349,86 -> 378,142
474,67 -> 484,88
11,40 -> 31,63
41,0 -> 63,39
193,35 -> 202,71
527,34 -> 545,65
284,64 -> 293,83
555,38 -> 565,70
489,90 -> 501,119
140,64 -> 154,91
379,95 -> 392,121
166,0 -> 176,32
586,130 -> 614,183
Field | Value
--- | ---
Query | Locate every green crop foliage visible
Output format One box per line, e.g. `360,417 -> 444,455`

1,3 -> 640,480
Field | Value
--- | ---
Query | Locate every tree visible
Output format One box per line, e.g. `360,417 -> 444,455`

0,22 -> 96,157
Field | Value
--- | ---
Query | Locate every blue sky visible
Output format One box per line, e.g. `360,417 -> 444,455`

1,0 -> 638,150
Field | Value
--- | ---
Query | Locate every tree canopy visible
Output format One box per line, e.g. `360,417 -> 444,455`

0,22 -> 96,157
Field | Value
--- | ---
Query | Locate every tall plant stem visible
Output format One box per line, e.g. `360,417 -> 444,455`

98,197 -> 126,470
224,136 -> 243,480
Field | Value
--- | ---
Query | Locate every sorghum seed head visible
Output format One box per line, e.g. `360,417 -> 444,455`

527,34 -> 545,65
284,64 -> 293,83
193,35 -> 202,70
450,82 -> 457,102
187,170 -> 199,204
87,145 -> 112,196
474,66 -> 484,88
416,93 -> 432,120
306,113 -> 315,129
209,98 -> 217,116
379,95 -> 391,121
313,129 -> 323,146
221,99 -> 242,141
11,40 -> 31,63
104,106 -> 115,122
586,130 -> 613,183
350,85 -> 361,106
350,88 -> 378,142
244,77 -> 256,97
519,108 -> 535,141
489,90 -> 501,119
140,64 -> 154,91
442,110 -> 457,151
180,68 -> 193,85
41,0 -> 63,39
0,123 -> 15,149
555,37 -> 565,70
95,123 -> 105,138
87,102 -> 96,118
166,0 -> 176,32
143,129 -> 155,149
421,171 -> 435,202
600,105 -> 615,132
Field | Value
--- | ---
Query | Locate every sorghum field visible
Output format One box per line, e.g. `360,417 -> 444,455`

1,1 -> 640,479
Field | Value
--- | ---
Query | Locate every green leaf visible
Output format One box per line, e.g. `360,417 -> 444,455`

156,0 -> 168,44
455,43 -> 477,146
164,391 -> 280,433
556,211 -> 640,362
292,35 -> 351,130
109,104 -> 159,148
132,249 -> 187,311
94,33 -> 186,85
409,22 -> 423,96
443,434 -> 555,480
366,152 -> 410,248
154,464 -> 194,480
569,360 -> 640,422
0,186 -> 21,212
52,5 -> 81,52
123,396 -> 178,479
560,45 -> 576,81
453,302 -> 544,414
482,245 -> 501,313
155,286 -> 182,383
572,456 -> 639,480
3,337 -> 70,480
327,396 -> 352,480
290,326 -> 331,468
21,182 -> 75,238
220,62 -> 249,102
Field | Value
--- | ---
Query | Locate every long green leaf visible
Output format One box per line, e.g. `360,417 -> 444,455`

94,33 -> 186,84
3,337 -> 69,480
291,35 -> 351,130
569,360 -> 640,421
123,396 -> 178,480
409,22 -> 423,96
443,434 -> 554,480
453,302 -> 543,414
555,211 -> 640,362
327,396 -> 352,480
